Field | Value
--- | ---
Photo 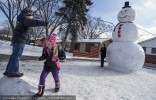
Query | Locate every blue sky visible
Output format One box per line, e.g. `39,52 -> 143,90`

0,0 -> 156,34
89,0 -> 156,34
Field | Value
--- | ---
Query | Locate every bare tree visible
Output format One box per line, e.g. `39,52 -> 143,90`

0,0 -> 35,32
3,20 -> 12,40
0,21 -> 10,40
33,0 -> 64,36
26,0 -> 65,45
78,15 -> 114,39
0,0 -> 64,44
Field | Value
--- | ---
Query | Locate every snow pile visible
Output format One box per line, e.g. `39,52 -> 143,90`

0,76 -> 35,95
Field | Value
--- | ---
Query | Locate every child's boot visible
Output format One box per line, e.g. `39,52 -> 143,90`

34,85 -> 45,97
55,83 -> 60,92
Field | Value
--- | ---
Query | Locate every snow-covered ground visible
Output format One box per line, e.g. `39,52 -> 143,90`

0,60 -> 156,100
0,40 -> 43,57
0,40 -> 156,100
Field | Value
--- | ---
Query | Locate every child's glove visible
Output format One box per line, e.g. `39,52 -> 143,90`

39,56 -> 45,61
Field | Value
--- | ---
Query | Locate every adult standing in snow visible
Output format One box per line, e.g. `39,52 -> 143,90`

3,8 -> 48,77
100,44 -> 107,67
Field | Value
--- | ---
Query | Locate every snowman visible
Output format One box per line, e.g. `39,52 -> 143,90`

106,1 -> 145,73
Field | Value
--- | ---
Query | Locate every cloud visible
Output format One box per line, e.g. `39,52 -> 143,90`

132,0 -> 156,27
133,0 -> 156,10
133,0 -> 156,36
144,0 -> 156,9
151,19 -> 156,26
0,26 -> 3,29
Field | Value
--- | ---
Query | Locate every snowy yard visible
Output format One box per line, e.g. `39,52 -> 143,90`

0,40 -> 100,61
0,40 -> 156,100
0,60 -> 156,100
0,40 -> 43,57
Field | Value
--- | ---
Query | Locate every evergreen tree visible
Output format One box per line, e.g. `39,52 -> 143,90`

56,0 -> 93,51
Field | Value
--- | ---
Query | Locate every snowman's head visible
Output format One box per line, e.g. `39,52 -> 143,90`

117,1 -> 136,22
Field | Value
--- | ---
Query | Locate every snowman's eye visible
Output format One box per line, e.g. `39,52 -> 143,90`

125,10 -> 127,12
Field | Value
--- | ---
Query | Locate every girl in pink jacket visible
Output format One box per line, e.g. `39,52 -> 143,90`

35,33 -> 60,97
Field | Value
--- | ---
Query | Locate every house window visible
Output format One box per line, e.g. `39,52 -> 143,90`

151,48 -> 156,54
142,47 -> 146,53
65,42 -> 71,51
66,43 -> 71,48
85,43 -> 94,52
75,43 -> 80,51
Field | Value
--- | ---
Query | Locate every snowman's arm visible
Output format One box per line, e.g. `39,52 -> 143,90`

113,23 -> 120,32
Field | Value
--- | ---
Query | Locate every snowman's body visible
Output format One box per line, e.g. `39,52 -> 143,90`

112,23 -> 138,42
106,2 -> 145,73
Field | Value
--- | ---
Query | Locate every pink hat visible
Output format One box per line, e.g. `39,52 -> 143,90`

45,33 -> 57,47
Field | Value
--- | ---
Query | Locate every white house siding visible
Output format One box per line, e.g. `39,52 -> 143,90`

138,38 -> 156,65
139,38 -> 156,55
139,38 -> 156,48
146,48 -> 152,55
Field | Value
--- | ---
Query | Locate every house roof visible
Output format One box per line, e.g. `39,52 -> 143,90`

138,36 -> 156,44
56,38 -> 111,43
136,28 -> 156,43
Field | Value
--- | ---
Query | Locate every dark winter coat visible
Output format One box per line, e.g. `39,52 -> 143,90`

12,12 -> 46,44
39,47 -> 59,71
100,47 -> 107,57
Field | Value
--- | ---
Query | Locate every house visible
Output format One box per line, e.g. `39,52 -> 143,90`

64,38 -> 112,58
138,37 -> 156,65
35,38 -> 112,58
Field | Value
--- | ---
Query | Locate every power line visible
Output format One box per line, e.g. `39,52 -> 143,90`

110,21 -> 156,36
137,27 -> 156,36
106,21 -> 156,37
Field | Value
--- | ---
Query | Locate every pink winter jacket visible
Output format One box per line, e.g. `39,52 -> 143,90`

40,47 -> 60,69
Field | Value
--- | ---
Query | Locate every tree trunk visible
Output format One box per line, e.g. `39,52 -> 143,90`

62,27 -> 69,50
8,19 -> 15,45
6,32 -> 10,40
45,26 -> 48,36
33,36 -> 37,46
70,40 -> 76,53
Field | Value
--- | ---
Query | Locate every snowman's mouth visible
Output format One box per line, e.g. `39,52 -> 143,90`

120,15 -> 128,19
